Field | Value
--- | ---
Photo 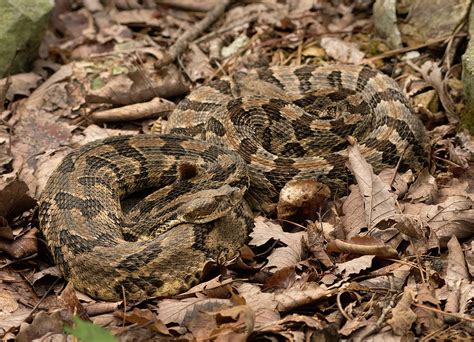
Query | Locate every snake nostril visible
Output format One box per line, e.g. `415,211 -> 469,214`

178,162 -> 199,180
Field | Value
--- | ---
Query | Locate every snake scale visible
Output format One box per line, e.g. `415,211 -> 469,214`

39,65 -> 427,301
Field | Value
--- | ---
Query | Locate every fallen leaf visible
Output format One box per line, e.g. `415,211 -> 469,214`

387,288 -> 417,335
249,217 -> 307,271
236,283 -> 280,329
115,308 -> 170,335
344,144 -> 400,231
320,37 -> 364,64
0,290 -> 18,314
446,236 -> 470,287
157,297 -> 231,326
0,73 -> 42,101
16,311 -> 64,342
274,282 -> 333,312
335,255 -> 375,277
0,228 -> 38,259
404,195 -> 474,247
407,168 -> 438,204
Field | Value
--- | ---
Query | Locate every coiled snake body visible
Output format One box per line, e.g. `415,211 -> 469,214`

39,65 -> 427,301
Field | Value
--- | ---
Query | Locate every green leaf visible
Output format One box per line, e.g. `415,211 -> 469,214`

64,316 -> 118,342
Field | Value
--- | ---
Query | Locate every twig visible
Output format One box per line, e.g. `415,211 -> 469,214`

364,33 -> 467,62
155,0 -> 232,68
336,290 -> 352,321
194,13 -> 259,44
156,0 -> 217,12
89,97 -> 175,123
25,278 -> 61,321
413,303 -> 474,323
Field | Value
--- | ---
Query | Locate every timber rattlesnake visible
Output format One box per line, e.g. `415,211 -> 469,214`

39,65 -> 427,301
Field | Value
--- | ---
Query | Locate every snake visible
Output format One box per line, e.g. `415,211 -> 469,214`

38,64 -> 428,301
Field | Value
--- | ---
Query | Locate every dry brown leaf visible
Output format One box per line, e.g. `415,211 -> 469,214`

249,217 -> 307,271
58,282 -> 87,319
438,177 -> 473,202
177,276 -> 234,297
409,60 -> 457,122
263,267 -> 296,290
0,73 -> 42,101
9,106 -> 74,198
236,283 -> 280,328
345,144 -> 400,231
416,284 -> 440,307
0,228 -> 38,259
0,308 -> 31,336
403,195 -> 474,246
209,305 -> 255,334
274,282 -> 332,312
335,255 -> 375,277
0,179 -> 35,224
338,317 -> 369,337
0,290 -> 18,314
184,44 -> 214,81
16,311 -> 65,342
157,297 -> 231,326
320,37 -> 364,64
360,264 -> 411,291
387,288 -> 417,335
115,308 -> 170,335
307,221 -> 333,268
378,168 -> 413,198
407,168 -> 438,204
446,236 -> 470,287
392,214 -> 426,240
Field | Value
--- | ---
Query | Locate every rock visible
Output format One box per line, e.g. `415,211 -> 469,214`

462,4 -> 474,133
0,0 -> 54,77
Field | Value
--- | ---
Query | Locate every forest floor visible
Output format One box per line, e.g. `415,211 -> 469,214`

0,0 -> 473,341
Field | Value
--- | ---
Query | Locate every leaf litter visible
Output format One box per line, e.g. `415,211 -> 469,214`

0,0 -> 473,340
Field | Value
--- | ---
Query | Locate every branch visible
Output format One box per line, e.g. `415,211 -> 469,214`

154,0 -> 232,68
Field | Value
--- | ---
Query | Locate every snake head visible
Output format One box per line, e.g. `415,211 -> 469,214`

176,185 -> 244,224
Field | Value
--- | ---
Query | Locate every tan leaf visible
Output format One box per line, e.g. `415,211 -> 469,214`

335,255 -> 375,277
446,236 -> 470,287
115,308 -> 170,335
345,144 -> 400,231
378,168 -> 413,198
360,264 -> 411,291
387,288 -> 417,335
0,73 -> 42,101
157,297 -> 231,326
307,222 -> 333,268
320,37 -> 364,64
0,290 -> 18,314
15,311 -> 64,342
407,168 -> 438,204
408,60 -> 457,122
274,282 -> 333,312
403,195 -> 474,247
236,283 -> 280,328
208,305 -> 255,334
249,217 -> 307,271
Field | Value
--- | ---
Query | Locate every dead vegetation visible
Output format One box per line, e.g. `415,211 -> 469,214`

0,0 -> 473,340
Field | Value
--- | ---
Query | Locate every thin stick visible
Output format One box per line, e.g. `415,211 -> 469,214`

155,0 -> 232,68
364,33 -> 467,62
413,303 -> 474,323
